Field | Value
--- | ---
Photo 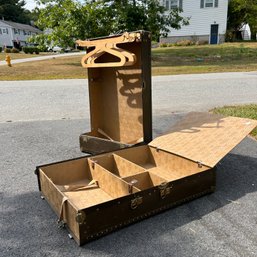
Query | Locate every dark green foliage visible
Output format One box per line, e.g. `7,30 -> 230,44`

31,0 -> 189,47
0,0 -> 31,24
22,46 -> 40,54
227,0 -> 257,41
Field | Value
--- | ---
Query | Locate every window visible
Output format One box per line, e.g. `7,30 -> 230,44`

170,0 -> 178,9
205,0 -> 213,7
0,28 -> 2,35
200,0 -> 218,8
163,0 -> 183,10
3,28 -> 8,34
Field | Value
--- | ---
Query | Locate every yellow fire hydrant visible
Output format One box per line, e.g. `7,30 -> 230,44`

5,54 -> 12,67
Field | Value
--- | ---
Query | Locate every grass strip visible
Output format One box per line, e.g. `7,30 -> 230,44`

212,104 -> 257,139
1,42 -> 257,80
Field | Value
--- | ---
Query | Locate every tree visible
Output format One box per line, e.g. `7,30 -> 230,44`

0,0 -> 31,24
227,0 -> 257,40
104,0 -> 189,41
31,0 -> 189,47
31,0 -> 113,47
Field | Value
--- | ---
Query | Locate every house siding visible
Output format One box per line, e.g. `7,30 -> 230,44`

0,20 -> 41,48
161,0 -> 228,43
0,22 -> 13,47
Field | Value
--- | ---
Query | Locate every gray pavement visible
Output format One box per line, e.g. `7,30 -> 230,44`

0,51 -> 85,66
1,73 -> 257,256
1,71 -> 257,123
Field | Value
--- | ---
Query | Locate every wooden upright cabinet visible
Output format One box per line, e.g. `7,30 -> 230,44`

77,31 -> 152,154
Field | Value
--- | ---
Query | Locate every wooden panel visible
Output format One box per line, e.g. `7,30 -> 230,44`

149,147 -> 208,176
41,158 -> 91,185
64,188 -> 113,209
123,172 -> 153,190
113,154 -> 146,177
114,145 -> 156,168
39,170 -> 80,241
150,112 -> 257,167
122,171 -> 167,190
88,42 -> 144,144
89,153 -> 115,173
89,160 -> 138,198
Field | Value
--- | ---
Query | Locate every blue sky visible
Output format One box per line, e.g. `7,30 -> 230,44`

25,0 -> 40,10
25,0 -> 84,10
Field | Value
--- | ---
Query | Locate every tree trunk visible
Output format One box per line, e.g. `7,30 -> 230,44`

249,23 -> 257,40
251,29 -> 257,40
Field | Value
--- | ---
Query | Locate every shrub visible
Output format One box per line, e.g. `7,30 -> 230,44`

22,46 -> 29,54
11,48 -> 20,53
196,40 -> 208,45
37,45 -> 48,52
175,40 -> 194,46
4,48 -> 11,53
0,47 -> 2,52
22,46 -> 40,54
160,43 -> 168,47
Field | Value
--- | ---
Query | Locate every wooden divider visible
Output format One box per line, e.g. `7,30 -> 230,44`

88,159 -> 140,199
113,154 -> 146,177
122,171 -> 167,191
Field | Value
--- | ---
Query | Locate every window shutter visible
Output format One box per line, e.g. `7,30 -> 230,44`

200,0 -> 204,8
214,0 -> 218,7
179,0 -> 183,10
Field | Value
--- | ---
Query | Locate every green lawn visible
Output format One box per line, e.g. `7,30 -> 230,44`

212,104 -> 257,140
152,42 -> 257,75
1,42 -> 257,80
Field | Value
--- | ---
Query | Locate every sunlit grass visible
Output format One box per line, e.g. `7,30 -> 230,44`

1,42 -> 257,80
212,104 -> 257,139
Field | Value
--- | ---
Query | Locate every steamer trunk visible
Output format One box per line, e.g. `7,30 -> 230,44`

36,112 -> 257,246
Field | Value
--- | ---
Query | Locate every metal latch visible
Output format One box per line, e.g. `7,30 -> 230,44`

159,182 -> 172,199
128,179 -> 138,194
197,161 -> 203,168
76,211 -> 86,225
90,160 -> 97,170
130,196 -> 143,210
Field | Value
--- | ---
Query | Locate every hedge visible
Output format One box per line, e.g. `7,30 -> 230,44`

22,46 -> 40,54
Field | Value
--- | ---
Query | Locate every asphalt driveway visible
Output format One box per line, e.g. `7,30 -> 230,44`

1,72 -> 257,257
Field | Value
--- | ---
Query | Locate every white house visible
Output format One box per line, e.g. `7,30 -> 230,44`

160,0 -> 229,44
240,24 -> 251,40
0,20 -> 41,48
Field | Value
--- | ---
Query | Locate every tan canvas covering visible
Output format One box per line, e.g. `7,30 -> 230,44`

149,112 -> 257,167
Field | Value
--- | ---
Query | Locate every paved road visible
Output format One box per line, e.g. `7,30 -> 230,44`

1,72 -> 257,125
0,51 -> 85,66
1,73 -> 257,257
